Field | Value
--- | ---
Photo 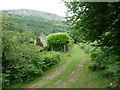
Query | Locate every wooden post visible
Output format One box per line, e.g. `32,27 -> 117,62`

51,46 -> 53,51
64,45 -> 66,52
66,46 -> 68,52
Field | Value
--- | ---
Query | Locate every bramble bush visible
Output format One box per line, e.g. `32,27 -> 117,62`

46,32 -> 70,51
2,31 -> 61,88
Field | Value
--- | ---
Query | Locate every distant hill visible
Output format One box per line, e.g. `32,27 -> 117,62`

2,9 -> 63,20
2,10 -> 68,39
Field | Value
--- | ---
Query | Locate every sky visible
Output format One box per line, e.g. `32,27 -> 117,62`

0,0 -> 67,16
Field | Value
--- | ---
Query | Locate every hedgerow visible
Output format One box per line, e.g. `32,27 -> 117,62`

79,42 -> 120,87
2,31 -> 60,88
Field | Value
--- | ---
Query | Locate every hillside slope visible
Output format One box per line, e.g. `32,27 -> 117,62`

2,9 -> 63,20
2,10 -> 68,39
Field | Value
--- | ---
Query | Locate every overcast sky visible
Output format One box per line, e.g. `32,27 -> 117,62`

0,0 -> 67,16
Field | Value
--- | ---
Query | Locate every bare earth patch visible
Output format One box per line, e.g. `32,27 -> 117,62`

56,59 -> 86,88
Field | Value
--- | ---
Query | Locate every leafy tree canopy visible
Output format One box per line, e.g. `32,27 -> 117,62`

65,2 -> 120,54
47,32 -> 70,51
65,2 -> 120,84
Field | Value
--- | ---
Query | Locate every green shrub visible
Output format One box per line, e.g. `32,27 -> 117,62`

46,32 -> 70,51
42,51 -> 60,67
104,62 -> 120,83
79,43 -> 94,53
89,63 -> 100,71
79,43 -> 85,49
2,31 -> 61,88
80,42 -> 120,85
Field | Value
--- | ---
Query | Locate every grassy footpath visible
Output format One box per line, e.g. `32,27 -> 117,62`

9,44 -> 110,88
39,44 -> 110,88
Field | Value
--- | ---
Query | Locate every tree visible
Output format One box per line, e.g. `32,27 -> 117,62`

65,2 -> 120,84
46,33 -> 70,51
65,2 -> 120,54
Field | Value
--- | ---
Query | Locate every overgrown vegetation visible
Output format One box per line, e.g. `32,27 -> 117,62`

1,11 -> 68,88
65,2 -> 120,88
2,2 -> 120,88
2,31 -> 61,88
39,45 -> 110,88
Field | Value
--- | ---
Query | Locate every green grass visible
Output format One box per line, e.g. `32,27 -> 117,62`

8,44 -> 111,88
39,44 -> 83,88
39,44 -> 110,88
